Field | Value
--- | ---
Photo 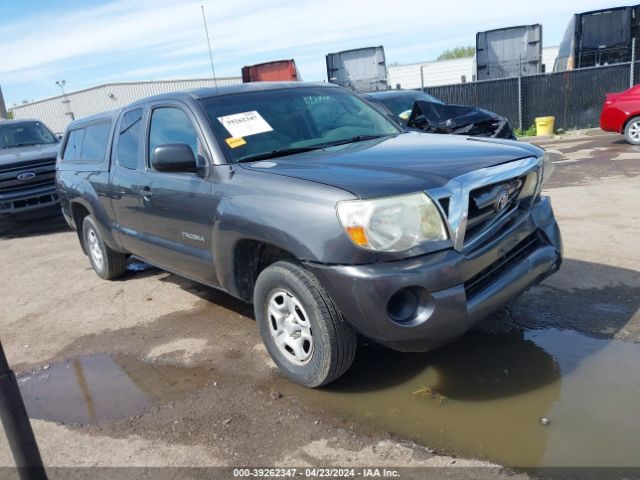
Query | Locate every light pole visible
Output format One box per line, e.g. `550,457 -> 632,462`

55,80 -> 74,121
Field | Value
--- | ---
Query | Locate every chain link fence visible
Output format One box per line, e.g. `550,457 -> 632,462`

425,61 -> 639,131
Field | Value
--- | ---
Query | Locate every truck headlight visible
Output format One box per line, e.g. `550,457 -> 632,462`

540,151 -> 557,187
336,193 -> 448,252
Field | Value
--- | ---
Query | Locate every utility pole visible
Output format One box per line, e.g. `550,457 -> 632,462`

0,86 -> 8,120
0,342 -> 47,480
631,37 -> 636,88
55,80 -> 74,122
517,56 -> 523,131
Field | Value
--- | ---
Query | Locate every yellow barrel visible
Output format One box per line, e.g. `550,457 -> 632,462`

535,116 -> 555,136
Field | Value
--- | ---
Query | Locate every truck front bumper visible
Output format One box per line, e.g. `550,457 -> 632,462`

0,185 -> 59,215
305,196 -> 562,352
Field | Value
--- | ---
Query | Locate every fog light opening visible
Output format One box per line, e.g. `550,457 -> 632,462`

387,288 -> 420,323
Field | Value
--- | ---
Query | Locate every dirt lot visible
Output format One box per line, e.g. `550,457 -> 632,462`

1,132 -> 639,476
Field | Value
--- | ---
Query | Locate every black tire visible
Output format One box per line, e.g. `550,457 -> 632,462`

82,216 -> 127,280
253,261 -> 357,387
624,116 -> 640,145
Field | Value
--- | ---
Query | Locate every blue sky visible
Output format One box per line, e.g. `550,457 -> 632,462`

0,0 -> 630,106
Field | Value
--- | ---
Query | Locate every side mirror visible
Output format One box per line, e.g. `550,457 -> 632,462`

151,143 -> 199,173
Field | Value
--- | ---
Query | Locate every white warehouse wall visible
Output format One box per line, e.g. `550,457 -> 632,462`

389,57 -> 474,90
9,77 -> 242,134
389,46 -> 559,90
541,46 -> 559,73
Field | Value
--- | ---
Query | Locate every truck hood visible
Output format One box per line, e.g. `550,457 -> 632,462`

0,143 -> 60,167
241,132 -> 542,198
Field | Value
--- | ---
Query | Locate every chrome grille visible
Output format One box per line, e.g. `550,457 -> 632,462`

427,156 -> 543,252
0,158 -> 57,194
464,176 -> 525,243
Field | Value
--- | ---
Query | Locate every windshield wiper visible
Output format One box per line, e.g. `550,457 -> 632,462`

317,133 -> 395,148
236,134 -> 395,163
4,142 -> 44,148
236,146 -> 327,163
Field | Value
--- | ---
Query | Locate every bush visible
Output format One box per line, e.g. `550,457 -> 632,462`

514,124 -> 537,137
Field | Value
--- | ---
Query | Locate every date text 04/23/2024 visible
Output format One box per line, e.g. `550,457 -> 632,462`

232,468 -> 400,478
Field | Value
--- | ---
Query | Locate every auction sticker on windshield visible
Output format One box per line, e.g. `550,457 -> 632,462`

225,137 -> 247,148
218,111 -> 273,138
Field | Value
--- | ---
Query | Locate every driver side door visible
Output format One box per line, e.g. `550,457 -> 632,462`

138,103 -> 217,285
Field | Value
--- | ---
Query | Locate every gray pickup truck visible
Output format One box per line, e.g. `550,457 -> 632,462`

0,119 -> 60,216
56,82 -> 562,387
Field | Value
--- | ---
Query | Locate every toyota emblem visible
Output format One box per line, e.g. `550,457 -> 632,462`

17,172 -> 37,181
495,191 -> 510,212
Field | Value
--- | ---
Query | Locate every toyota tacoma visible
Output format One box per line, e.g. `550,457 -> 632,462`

56,82 -> 562,387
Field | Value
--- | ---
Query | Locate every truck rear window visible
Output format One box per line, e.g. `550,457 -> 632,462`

62,122 -> 111,162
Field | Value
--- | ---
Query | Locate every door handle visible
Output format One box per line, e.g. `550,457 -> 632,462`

141,186 -> 153,200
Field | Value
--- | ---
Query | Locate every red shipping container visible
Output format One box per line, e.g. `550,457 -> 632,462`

242,60 -> 300,83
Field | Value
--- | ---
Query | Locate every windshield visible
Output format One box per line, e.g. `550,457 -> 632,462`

200,86 -> 402,163
0,121 -> 58,149
368,91 -> 444,117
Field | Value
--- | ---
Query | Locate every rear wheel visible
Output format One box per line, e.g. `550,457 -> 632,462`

624,116 -> 640,145
82,216 -> 127,280
254,261 -> 357,387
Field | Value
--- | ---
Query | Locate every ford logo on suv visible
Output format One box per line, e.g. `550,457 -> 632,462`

17,172 -> 37,181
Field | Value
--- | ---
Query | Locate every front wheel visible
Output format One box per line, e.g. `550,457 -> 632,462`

82,216 -> 127,280
624,116 -> 640,145
253,261 -> 357,387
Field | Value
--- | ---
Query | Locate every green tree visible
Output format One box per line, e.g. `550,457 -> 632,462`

437,46 -> 475,61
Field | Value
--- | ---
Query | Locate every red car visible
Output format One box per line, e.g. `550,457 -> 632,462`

600,85 -> 640,144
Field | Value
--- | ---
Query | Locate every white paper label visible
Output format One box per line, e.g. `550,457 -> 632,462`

217,111 -> 273,138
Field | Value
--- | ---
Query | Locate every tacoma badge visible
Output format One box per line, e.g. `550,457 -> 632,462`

181,232 -> 205,242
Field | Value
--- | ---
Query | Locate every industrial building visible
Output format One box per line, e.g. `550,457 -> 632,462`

388,46 -> 559,90
9,77 -> 241,134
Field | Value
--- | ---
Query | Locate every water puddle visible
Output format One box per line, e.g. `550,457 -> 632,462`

18,354 -> 210,425
281,328 -> 640,468
126,259 -> 156,272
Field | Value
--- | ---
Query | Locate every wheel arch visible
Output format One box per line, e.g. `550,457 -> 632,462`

622,113 -> 640,134
229,238 -> 297,302
70,200 -> 92,254
69,195 -> 123,254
